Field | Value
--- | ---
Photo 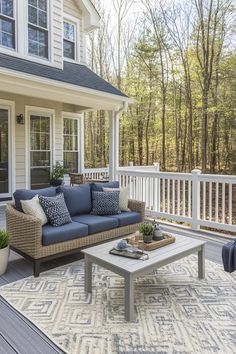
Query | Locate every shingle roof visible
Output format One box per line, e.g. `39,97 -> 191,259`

0,53 -> 128,98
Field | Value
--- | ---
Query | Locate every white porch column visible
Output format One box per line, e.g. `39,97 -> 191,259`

78,113 -> 85,173
109,110 -> 120,181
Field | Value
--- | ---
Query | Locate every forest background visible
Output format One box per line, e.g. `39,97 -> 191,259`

84,0 -> 236,174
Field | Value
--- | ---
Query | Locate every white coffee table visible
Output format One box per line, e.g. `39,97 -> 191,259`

82,234 -> 206,322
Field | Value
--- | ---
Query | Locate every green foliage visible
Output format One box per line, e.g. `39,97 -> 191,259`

0,230 -> 10,249
51,162 -> 67,180
138,222 -> 154,236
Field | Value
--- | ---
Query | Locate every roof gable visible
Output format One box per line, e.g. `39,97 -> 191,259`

75,0 -> 100,31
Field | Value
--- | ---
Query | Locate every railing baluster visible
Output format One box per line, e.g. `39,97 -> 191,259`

188,180 -> 191,217
215,182 -> 219,223
177,179 -> 180,215
203,181 -> 206,220
162,179 -> 165,213
229,183 -> 232,225
167,179 -> 170,214
222,183 -> 225,224
182,180 -> 185,216
209,181 -> 212,222
172,179 -> 175,215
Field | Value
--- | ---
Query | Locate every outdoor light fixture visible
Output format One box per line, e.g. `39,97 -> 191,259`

16,114 -> 24,124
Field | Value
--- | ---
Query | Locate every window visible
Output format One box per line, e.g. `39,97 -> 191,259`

30,114 -> 51,189
0,0 -> 15,49
63,21 -> 76,60
28,0 -> 48,59
63,118 -> 78,173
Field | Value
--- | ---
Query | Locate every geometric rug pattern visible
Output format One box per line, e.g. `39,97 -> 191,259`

1,255 -> 236,354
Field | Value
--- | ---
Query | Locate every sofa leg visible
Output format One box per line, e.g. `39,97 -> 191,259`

33,260 -> 41,277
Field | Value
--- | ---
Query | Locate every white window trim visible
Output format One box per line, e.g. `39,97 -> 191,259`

63,14 -> 80,63
25,106 -> 55,189
0,0 -> 16,52
0,99 -> 15,198
26,0 -> 52,62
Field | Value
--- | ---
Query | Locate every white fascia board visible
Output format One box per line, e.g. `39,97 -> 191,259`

0,67 -> 133,105
75,0 -> 100,32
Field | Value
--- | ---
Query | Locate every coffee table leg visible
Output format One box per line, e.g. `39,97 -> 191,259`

125,274 -> 134,322
198,245 -> 205,279
84,255 -> 92,293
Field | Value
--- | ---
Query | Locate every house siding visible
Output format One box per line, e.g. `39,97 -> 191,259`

52,0 -> 63,68
0,92 -> 80,190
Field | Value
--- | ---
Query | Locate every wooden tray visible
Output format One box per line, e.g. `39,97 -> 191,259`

127,233 -> 175,251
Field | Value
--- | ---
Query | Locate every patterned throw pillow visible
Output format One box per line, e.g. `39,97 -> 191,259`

103,186 -> 130,211
21,195 -> 48,225
91,191 -> 121,215
39,193 -> 72,227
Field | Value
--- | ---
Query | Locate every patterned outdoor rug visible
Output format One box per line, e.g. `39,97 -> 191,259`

0,255 -> 236,354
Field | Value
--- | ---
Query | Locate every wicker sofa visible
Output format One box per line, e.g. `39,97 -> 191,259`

6,182 -> 145,277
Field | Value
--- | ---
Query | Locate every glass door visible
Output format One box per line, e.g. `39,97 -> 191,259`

30,114 -> 51,189
0,109 -> 9,197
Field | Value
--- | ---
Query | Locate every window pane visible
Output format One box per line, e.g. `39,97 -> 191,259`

40,133 -> 50,150
28,26 -> 48,58
64,119 -> 70,135
31,132 -> 40,150
74,120 -> 78,135
63,40 -> 75,59
31,151 -> 50,167
28,0 -> 37,6
64,152 -> 78,173
38,0 -> 47,11
38,9 -> 47,28
28,5 -> 37,25
31,167 -> 50,189
40,116 -> 50,131
64,21 -> 75,41
30,115 -> 41,132
64,136 -> 71,151
1,0 -> 13,17
0,18 -> 14,48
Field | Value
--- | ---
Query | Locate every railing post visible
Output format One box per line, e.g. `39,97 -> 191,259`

191,169 -> 201,230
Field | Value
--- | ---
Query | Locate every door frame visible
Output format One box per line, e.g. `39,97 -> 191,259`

25,106 -> 55,189
0,99 -> 15,199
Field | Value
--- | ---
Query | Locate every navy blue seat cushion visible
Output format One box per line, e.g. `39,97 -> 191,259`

72,214 -> 119,234
91,181 -> 119,192
14,187 -> 57,212
42,221 -> 88,246
107,212 -> 142,227
58,184 -> 92,216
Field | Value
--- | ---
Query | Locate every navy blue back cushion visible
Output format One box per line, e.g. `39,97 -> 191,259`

58,184 -> 92,216
91,181 -> 119,192
14,187 -> 57,212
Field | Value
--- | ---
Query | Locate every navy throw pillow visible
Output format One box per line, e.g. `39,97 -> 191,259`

39,193 -> 72,227
91,190 -> 121,215
91,181 -> 119,192
14,187 -> 57,212
57,184 -> 92,216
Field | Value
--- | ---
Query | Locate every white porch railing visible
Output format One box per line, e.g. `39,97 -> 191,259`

82,167 -> 109,180
117,168 -> 236,233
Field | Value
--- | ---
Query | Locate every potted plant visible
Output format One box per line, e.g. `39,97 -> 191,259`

50,162 -> 66,187
138,222 -> 154,243
0,230 -> 10,276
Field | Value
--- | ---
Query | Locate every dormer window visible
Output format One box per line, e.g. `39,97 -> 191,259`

0,0 -> 15,49
63,20 -> 76,60
28,0 -> 48,59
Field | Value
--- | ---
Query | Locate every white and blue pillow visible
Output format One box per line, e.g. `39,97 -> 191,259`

91,190 -> 121,215
39,193 -> 72,227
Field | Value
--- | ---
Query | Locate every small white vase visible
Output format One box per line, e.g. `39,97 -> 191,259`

0,245 -> 9,276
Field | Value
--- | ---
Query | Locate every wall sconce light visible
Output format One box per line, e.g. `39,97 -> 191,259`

16,114 -> 24,124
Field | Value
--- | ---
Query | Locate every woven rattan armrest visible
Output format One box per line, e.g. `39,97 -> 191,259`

6,204 -> 42,259
128,199 -> 146,221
